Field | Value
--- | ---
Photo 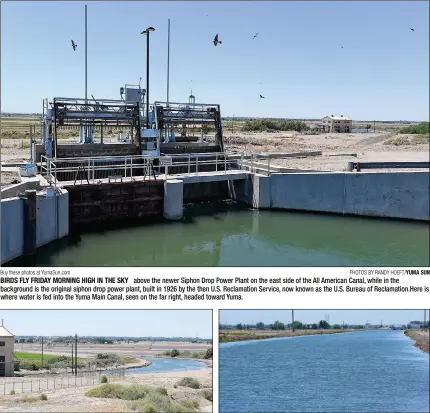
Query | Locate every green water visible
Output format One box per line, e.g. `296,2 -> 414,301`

16,202 -> 429,266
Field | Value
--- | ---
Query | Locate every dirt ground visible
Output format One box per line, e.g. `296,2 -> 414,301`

405,330 -> 430,354
0,342 -> 212,412
219,328 -> 367,343
1,127 -> 428,188
0,368 -> 213,413
16,341 -> 211,358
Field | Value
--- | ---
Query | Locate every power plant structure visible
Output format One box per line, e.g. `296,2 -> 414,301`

37,87 -> 225,161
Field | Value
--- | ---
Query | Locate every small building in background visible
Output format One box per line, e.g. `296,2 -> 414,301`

0,320 -> 15,377
409,322 -> 422,329
321,115 -> 352,133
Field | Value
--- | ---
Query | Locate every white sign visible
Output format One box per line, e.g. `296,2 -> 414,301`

159,156 -> 172,166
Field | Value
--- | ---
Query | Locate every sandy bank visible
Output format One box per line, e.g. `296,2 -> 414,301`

220,328 -> 368,343
0,367 -> 212,412
405,330 -> 430,354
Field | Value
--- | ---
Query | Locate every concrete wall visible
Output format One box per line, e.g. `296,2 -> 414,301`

232,171 -> 430,221
1,190 -> 69,264
0,178 -> 41,200
0,336 -> 15,377
1,198 -> 25,264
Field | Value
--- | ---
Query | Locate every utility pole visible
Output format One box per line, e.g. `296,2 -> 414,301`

142,27 -> 155,128
41,337 -> 44,368
166,19 -> 170,106
75,334 -> 78,376
85,4 -> 88,105
292,310 -> 295,332
424,309 -> 427,332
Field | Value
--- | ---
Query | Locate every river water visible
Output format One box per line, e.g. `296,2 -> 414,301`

13,202 -> 429,266
219,330 -> 430,413
125,357 -> 207,374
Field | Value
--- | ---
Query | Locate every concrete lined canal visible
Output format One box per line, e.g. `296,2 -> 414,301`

219,330 -> 430,412
11,202 -> 429,266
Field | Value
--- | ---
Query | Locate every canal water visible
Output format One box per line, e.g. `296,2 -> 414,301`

125,357 -> 207,375
12,202 -> 429,266
219,330 -> 430,413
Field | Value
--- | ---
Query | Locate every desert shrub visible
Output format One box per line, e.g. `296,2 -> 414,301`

167,349 -> 180,357
176,377 -> 200,389
40,394 -> 48,401
9,390 -> 15,395
400,122 -> 429,134
201,388 -> 213,401
101,375 -> 108,383
203,347 -> 213,359
411,134 -> 430,145
242,119 -> 308,132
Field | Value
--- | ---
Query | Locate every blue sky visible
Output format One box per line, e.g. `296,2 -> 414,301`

0,310 -> 212,337
219,310 -> 428,325
1,1 -> 429,120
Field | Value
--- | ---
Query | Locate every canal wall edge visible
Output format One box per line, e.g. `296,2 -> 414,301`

232,171 -> 430,221
1,190 -> 69,264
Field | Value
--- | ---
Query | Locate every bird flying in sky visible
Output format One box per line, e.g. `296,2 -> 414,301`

71,40 -> 77,51
253,33 -> 259,39
410,28 -> 415,31
259,94 -> 265,99
213,34 -> 222,46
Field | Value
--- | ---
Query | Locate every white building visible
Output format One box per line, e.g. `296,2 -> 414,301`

0,321 -> 15,377
321,115 -> 352,133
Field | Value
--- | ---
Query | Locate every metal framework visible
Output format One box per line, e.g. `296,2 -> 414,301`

152,101 -> 224,151
51,97 -> 141,156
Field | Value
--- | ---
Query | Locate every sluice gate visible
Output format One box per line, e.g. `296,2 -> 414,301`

64,180 -> 164,226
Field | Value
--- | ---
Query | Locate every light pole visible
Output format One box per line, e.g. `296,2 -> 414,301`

141,27 -> 155,128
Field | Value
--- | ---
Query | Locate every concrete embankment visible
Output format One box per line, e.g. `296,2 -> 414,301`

232,171 -> 430,221
219,329 -> 365,343
1,189 -> 69,264
404,330 -> 430,354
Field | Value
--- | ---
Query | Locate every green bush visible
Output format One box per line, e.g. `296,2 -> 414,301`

203,348 -> 213,359
40,394 -> 48,401
202,388 -> 213,401
242,119 -> 308,132
101,375 -> 108,383
176,377 -> 201,389
400,122 -> 429,134
169,349 -> 180,357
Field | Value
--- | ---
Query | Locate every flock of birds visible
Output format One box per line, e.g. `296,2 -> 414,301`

69,26 -> 416,101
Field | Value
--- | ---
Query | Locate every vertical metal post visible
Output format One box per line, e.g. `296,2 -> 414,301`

188,154 -> 191,175
196,155 -> 198,174
146,33 -> 150,127
85,5 -> 88,106
215,153 -> 218,172
167,19 -> 170,106
75,334 -> 78,376
71,343 -> 74,374
29,125 -> 33,163
41,337 -> 44,368
373,120 -> 375,133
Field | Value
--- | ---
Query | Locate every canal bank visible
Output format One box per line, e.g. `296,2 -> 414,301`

404,330 -> 430,354
1,169 -> 429,265
219,328 -> 368,343
219,330 -> 430,413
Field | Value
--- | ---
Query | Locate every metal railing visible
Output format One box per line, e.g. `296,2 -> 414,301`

0,367 -> 125,396
40,152 -> 249,185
